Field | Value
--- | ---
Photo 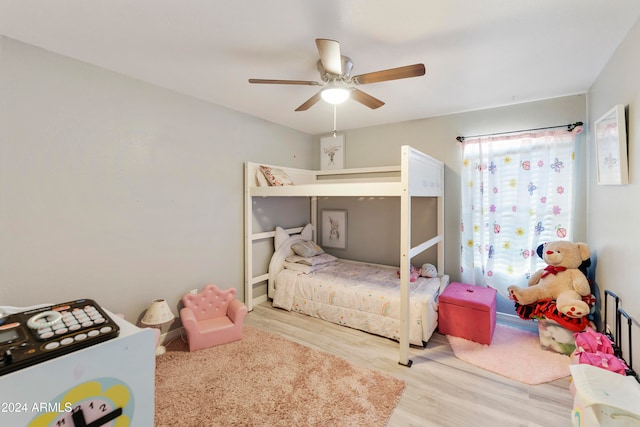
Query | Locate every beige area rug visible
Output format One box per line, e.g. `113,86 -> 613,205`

155,326 -> 406,426
446,323 -> 571,385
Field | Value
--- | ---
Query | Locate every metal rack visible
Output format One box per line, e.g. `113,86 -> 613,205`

603,290 -> 639,382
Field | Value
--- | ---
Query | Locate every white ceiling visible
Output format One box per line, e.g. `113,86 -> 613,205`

1,1 -> 640,135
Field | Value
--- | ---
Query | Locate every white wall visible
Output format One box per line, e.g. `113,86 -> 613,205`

0,37 -> 313,322
317,197 -> 438,268
587,18 -> 640,371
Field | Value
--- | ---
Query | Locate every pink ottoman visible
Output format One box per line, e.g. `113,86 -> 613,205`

438,282 -> 497,345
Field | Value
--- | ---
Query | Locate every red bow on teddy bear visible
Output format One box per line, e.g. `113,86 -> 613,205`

540,265 -> 567,278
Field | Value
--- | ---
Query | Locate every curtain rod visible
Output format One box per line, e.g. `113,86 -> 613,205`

456,121 -> 583,143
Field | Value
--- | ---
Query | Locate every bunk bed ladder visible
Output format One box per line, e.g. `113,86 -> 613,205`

244,163 -> 253,311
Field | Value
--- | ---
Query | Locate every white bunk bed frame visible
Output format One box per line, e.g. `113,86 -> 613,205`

244,145 -> 444,366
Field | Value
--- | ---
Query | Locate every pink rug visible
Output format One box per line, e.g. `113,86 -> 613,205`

155,326 -> 405,426
446,323 -> 571,385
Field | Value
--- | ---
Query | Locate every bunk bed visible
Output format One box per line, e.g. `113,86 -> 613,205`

244,145 -> 446,366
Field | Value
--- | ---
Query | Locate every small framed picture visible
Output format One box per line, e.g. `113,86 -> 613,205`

321,209 -> 347,249
595,104 -> 628,185
320,133 -> 345,170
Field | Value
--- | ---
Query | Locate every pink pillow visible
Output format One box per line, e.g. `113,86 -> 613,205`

258,166 -> 294,186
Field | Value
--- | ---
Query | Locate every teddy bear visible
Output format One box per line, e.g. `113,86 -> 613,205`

508,240 -> 591,319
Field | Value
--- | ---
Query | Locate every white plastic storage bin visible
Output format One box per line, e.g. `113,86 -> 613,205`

570,364 -> 640,426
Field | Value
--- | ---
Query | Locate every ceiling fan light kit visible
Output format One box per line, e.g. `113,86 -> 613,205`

249,38 -> 426,112
321,87 -> 350,104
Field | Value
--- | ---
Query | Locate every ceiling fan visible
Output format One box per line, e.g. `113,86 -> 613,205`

248,38 -> 426,111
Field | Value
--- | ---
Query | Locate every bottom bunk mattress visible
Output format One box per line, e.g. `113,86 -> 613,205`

272,260 -> 449,346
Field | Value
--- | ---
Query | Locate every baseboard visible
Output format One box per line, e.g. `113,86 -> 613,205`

497,312 -> 537,333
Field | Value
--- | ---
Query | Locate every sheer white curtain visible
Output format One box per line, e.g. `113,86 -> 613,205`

460,128 -> 580,298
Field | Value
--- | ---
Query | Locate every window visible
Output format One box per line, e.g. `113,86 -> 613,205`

459,128 -> 580,302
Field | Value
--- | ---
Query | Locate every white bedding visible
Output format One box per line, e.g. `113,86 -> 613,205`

268,225 -> 448,345
273,260 -> 446,345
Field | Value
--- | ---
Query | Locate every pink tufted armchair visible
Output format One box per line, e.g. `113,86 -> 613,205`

180,284 -> 248,352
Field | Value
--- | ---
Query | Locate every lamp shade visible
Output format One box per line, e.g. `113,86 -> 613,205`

141,298 -> 175,326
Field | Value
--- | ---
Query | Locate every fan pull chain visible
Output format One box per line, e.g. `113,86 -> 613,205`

332,104 -> 337,138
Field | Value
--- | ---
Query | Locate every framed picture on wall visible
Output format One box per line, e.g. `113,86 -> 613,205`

321,209 -> 347,249
319,133 -> 345,170
595,104 -> 628,185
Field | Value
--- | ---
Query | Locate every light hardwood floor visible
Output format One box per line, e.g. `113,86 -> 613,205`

245,302 -> 574,427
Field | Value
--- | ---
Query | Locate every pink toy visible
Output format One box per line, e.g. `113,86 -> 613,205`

571,327 -> 628,375
180,284 -> 248,352
574,327 -> 614,354
574,351 -> 628,375
397,265 -> 421,282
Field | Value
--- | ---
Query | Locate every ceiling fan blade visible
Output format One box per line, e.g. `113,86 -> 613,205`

248,78 -> 320,86
350,89 -> 385,109
315,38 -> 342,75
295,92 -> 323,111
353,63 -> 426,85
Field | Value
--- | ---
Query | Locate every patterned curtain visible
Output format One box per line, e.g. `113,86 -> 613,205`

460,128 -> 580,299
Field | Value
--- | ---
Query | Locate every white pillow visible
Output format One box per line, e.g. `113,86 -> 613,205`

274,224 -> 313,251
300,223 -> 313,240
255,169 -> 270,187
258,165 -> 294,186
283,261 -> 329,274
285,253 -> 337,266
291,240 -> 324,257
274,226 -> 291,251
